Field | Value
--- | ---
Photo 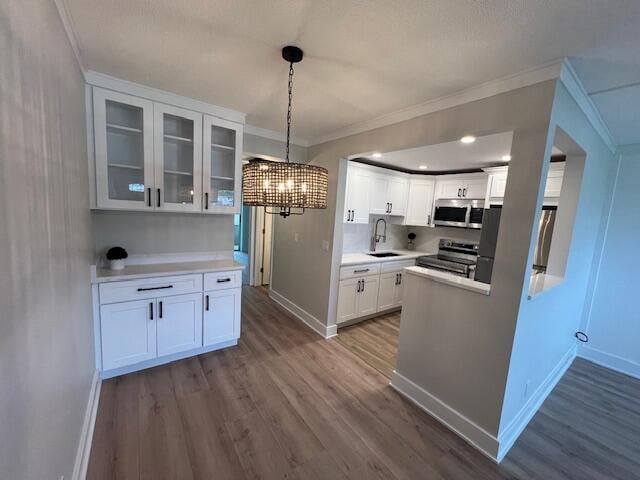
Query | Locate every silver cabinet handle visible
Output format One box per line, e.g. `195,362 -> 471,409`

159,301 -> 163,319
458,188 -> 462,197
390,203 -> 393,213
361,280 -> 365,292
356,280 -> 361,293
149,302 -> 154,320
205,295 -> 210,311
350,210 -> 354,222
147,187 -> 152,207
464,188 -> 467,197
354,268 -> 370,273
205,192 -> 209,210
398,273 -> 402,285
157,188 -> 161,207
216,278 -> 231,283
427,214 -> 431,225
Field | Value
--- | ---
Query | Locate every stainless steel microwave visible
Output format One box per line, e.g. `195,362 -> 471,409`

433,199 -> 484,229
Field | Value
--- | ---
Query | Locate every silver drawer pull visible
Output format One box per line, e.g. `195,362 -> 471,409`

137,285 -> 173,292
216,278 -> 232,283
353,268 -> 370,273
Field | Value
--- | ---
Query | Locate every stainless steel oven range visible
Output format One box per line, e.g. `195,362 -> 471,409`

416,238 -> 479,278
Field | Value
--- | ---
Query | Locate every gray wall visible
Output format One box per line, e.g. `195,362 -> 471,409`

498,82 -> 618,435
0,1 -> 95,478
92,210 -> 233,258
580,145 -> 640,375
244,133 -> 308,163
271,80 -> 559,435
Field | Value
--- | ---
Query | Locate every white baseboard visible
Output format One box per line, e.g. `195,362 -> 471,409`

578,345 -> 640,380
72,370 -> 102,480
496,346 -> 576,461
269,289 -> 337,339
390,371 -> 500,462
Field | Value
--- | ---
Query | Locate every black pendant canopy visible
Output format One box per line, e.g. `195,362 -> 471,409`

242,46 -> 328,217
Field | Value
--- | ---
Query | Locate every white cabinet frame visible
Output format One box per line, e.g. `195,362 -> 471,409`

202,115 -> 243,214
93,88 -> 155,211
153,103 -> 203,213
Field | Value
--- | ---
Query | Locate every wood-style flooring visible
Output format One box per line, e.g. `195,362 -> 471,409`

336,312 -> 400,378
88,286 -> 640,480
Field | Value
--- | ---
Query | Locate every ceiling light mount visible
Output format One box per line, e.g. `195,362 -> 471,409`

282,45 -> 304,64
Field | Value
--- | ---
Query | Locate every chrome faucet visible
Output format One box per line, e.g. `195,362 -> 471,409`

370,218 -> 387,252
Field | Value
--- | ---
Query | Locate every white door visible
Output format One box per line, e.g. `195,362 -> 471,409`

203,288 -> 241,345
437,180 -> 464,199
544,169 -> 564,197
386,177 -> 408,216
358,276 -> 380,317
377,272 -> 398,311
156,293 -> 203,356
346,167 -> 371,223
154,104 -> 203,212
261,210 -> 273,285
489,174 -> 508,198
405,180 -> 435,226
463,178 -> 488,199
202,115 -> 243,214
337,278 -> 360,324
100,299 -> 156,370
394,271 -> 405,306
93,88 -> 155,211
368,174 -> 390,215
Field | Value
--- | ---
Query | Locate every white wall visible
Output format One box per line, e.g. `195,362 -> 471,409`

0,1 -> 95,478
92,210 -> 233,258
580,145 -> 640,378
272,80 -> 559,436
498,82 -> 618,444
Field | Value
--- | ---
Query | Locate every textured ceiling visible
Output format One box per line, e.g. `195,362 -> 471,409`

65,0 -> 640,144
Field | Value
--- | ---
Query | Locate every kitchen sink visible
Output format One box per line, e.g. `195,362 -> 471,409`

368,252 -> 402,258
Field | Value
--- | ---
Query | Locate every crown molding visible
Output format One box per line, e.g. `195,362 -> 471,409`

244,124 -> 309,147
85,71 -> 246,124
558,59 -> 617,154
309,59 -> 565,146
53,0 -> 87,76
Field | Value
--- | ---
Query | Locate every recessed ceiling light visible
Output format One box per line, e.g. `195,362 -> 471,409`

460,136 -> 476,144
372,152 -> 382,158
502,155 -> 512,161
418,165 -> 428,170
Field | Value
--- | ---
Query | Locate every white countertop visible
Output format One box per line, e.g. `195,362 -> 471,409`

341,249 -> 431,266
92,259 -> 245,284
528,273 -> 564,299
405,266 -> 491,296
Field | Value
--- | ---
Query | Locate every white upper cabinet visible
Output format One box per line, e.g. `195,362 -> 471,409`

91,85 -> 243,214
369,173 -> 408,216
154,104 -> 203,213
404,178 -> 435,226
94,89 -> 155,211
484,163 -> 565,204
202,116 -> 243,214
344,165 -> 371,223
435,175 -> 487,200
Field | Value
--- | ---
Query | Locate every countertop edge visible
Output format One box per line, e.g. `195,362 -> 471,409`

405,266 -> 491,296
92,263 -> 245,284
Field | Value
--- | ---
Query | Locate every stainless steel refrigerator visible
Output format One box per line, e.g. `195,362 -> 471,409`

475,207 -> 502,284
532,206 -> 557,274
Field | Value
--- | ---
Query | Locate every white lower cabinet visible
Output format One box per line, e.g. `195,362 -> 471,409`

100,299 -> 156,371
377,272 -> 405,311
97,269 -> 241,376
157,293 -> 203,356
337,275 -> 380,324
204,288 -> 241,345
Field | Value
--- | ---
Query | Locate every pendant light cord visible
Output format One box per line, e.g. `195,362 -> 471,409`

286,62 -> 294,163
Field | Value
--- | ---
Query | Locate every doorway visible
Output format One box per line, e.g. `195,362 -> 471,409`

251,206 -> 274,287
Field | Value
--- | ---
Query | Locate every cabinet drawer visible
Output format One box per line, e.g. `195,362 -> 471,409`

380,259 -> 416,273
99,274 -> 203,304
340,263 -> 380,280
203,270 -> 242,291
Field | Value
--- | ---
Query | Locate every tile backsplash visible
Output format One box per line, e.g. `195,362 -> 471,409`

342,217 -> 481,254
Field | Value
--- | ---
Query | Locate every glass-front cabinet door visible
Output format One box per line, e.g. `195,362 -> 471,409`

154,104 -> 203,212
93,88 -> 154,210
202,115 -> 242,214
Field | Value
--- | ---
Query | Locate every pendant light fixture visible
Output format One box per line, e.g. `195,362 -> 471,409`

242,46 -> 328,217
